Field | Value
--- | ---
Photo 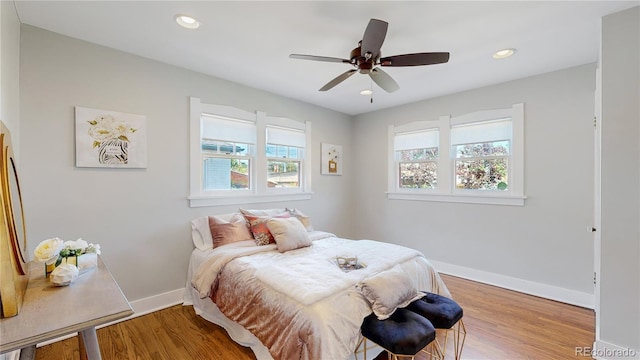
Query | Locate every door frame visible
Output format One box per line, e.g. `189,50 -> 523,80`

593,66 -> 602,339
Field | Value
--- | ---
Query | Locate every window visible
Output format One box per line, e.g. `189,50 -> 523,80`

265,116 -> 308,192
201,114 -> 255,191
395,129 -> 439,189
189,98 -> 311,207
266,122 -> 306,189
388,104 -> 525,206
452,119 -> 511,191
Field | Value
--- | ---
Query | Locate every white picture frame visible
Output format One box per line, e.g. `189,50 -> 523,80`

321,143 -> 342,175
75,106 -> 147,168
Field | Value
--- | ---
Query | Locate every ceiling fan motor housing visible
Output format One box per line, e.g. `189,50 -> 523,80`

350,46 -> 375,74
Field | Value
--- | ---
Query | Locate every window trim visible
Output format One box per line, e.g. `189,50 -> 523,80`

388,118 -> 448,195
387,103 -> 526,206
189,97 -> 312,207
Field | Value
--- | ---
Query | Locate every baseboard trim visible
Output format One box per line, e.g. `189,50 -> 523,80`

592,340 -> 639,360
429,260 -> 595,309
37,288 -> 185,347
128,288 -> 185,318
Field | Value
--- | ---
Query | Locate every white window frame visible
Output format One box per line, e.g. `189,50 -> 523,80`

265,115 -> 307,194
390,119 -> 445,194
395,128 -> 440,190
200,113 -> 256,196
189,97 -> 312,207
387,103 -> 526,206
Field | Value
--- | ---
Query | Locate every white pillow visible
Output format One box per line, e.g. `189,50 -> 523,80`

266,217 -> 312,253
356,265 -> 423,320
286,208 -> 314,232
190,216 -> 212,250
239,208 -> 287,217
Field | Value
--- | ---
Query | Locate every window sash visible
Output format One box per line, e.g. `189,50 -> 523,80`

266,144 -> 304,159
454,157 -> 509,191
202,155 -> 251,191
203,139 -> 254,156
398,160 -> 438,189
396,147 -> 438,161
454,140 -> 510,159
267,159 -> 301,188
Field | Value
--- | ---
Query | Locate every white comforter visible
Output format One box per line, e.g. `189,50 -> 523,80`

191,234 -> 450,360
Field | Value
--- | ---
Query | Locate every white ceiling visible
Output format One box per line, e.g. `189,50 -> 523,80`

13,1 -> 639,115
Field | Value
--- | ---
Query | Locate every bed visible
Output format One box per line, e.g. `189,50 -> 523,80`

183,208 -> 450,360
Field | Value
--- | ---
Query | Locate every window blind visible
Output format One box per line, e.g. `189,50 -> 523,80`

201,114 -> 256,144
394,129 -> 439,151
266,126 -> 305,147
451,118 -> 511,145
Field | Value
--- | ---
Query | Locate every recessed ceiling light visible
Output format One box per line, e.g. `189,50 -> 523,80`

360,89 -> 373,96
175,15 -> 200,29
493,48 -> 516,59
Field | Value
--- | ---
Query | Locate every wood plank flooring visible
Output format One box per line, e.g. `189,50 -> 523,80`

34,274 -> 594,360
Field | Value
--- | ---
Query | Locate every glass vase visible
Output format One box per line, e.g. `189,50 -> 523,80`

45,255 -> 78,277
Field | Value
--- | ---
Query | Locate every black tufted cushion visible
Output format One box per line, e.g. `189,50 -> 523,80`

406,292 -> 463,329
361,308 -> 436,356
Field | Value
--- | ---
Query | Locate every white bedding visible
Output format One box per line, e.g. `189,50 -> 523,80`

185,232 -> 450,360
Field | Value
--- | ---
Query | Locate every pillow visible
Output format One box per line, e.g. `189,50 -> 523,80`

266,217 -> 312,253
190,213 -> 245,250
241,210 -> 291,246
208,215 -> 253,248
286,208 -> 314,232
356,265 -> 423,320
190,216 -> 212,250
239,208 -> 287,217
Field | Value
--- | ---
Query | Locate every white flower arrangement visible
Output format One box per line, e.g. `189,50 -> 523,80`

34,238 -> 101,278
87,114 -> 137,149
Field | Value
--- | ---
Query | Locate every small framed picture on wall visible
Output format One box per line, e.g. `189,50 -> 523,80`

321,143 -> 342,175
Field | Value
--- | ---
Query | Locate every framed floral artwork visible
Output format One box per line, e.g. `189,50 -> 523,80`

75,106 -> 147,168
321,143 -> 342,175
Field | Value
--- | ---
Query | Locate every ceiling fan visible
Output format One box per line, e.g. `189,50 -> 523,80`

290,19 -> 450,93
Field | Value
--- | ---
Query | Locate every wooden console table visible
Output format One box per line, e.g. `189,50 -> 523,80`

0,257 -> 133,359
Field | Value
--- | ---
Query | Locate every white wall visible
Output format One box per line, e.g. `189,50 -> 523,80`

352,63 -> 596,305
599,6 -> 640,356
18,25 -> 354,302
1,0 -> 21,154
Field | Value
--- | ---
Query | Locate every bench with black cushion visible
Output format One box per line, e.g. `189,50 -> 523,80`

406,292 -> 465,360
406,292 -> 463,328
360,307 -> 439,359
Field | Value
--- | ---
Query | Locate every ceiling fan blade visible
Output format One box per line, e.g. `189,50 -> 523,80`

379,52 -> 450,67
290,54 -> 351,64
319,69 -> 357,91
361,19 -> 388,60
369,68 -> 399,93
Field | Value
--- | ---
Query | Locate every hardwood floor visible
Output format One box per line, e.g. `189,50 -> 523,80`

440,275 -> 594,360
34,274 -> 594,360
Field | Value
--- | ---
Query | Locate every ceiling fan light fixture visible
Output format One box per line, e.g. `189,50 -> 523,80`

175,15 -> 200,29
360,89 -> 373,96
493,48 -> 516,59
